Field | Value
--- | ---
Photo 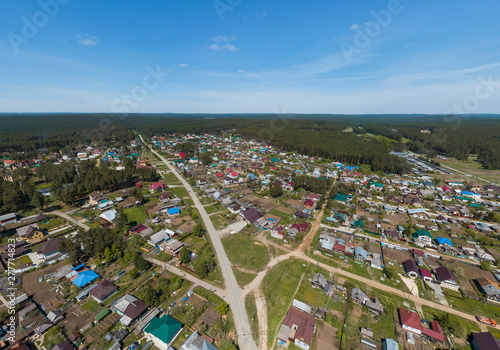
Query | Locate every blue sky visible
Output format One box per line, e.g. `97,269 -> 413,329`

1,0 -> 500,114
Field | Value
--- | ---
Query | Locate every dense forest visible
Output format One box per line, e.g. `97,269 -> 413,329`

0,157 -> 159,213
1,114 -> 499,171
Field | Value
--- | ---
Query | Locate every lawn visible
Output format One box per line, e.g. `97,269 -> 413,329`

245,293 -> 259,344
38,217 -> 66,230
12,255 -> 33,268
233,268 -> 257,287
269,209 -> 294,219
82,299 -> 103,313
222,233 -> 270,270
171,329 -> 192,349
444,292 -> 500,321
163,172 -> 182,184
124,206 -> 148,225
205,204 -> 223,214
210,214 -> 229,229
262,259 -> 307,347
172,187 -> 190,199
192,286 -> 225,307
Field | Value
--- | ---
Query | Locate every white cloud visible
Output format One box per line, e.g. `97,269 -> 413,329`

210,34 -> 236,43
350,24 -> 360,31
178,63 -> 189,67
77,36 -> 100,47
209,44 -> 239,52
238,70 -> 245,73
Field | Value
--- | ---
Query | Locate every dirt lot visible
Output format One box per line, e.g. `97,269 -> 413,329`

178,220 -> 196,233
383,248 -> 413,264
313,321 -> 339,350
60,303 -> 94,333
194,306 -> 221,330
274,205 -> 295,215
22,260 -> 67,311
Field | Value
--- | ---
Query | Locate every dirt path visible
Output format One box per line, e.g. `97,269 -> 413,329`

254,286 -> 268,350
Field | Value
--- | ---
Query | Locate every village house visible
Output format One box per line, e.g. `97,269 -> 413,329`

277,305 -> 316,350
351,288 -> 384,316
433,266 -> 459,290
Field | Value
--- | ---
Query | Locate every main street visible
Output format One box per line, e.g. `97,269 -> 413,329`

139,134 -> 258,350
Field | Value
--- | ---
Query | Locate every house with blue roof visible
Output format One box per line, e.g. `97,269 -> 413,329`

355,247 -> 369,261
461,190 -> 481,200
436,237 -> 453,246
168,207 -> 180,216
71,269 -> 99,288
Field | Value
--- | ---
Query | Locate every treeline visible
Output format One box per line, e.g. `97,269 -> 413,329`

395,118 -> 500,169
38,158 -> 159,205
0,158 -> 159,213
238,121 -> 409,174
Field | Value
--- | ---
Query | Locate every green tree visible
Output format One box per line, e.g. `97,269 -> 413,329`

480,260 -> 492,271
193,224 -> 204,237
179,247 -> 191,265
217,302 -> 229,315
30,190 -> 45,210
269,183 -> 283,198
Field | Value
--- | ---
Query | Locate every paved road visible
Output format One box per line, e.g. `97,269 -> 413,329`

139,134 -> 258,350
50,210 -> 90,231
145,256 -> 228,299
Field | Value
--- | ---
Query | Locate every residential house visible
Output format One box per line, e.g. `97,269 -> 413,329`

471,332 -> 500,350
89,192 -> 107,205
180,332 -> 218,350
149,181 -> 165,193
0,213 -> 17,226
277,306 -> 316,350
159,192 -> 171,204
412,229 -> 433,247
89,280 -> 118,304
311,273 -> 333,296
144,314 -> 183,350
434,266 -> 459,290
351,288 -> 384,316
475,277 -> 500,304
16,224 -> 45,243
403,259 -> 419,278
36,238 -> 64,262
113,294 -> 149,326
240,208 -> 263,224
160,239 -> 184,257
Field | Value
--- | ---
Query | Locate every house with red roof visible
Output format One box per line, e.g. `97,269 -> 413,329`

149,181 -> 165,193
420,268 -> 433,283
398,308 -> 445,344
277,306 -> 316,350
303,199 -> 314,208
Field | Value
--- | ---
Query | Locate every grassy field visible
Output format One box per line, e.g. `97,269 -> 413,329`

210,214 -> 230,230
222,233 -> 270,270
13,255 -> 33,268
205,204 -> 223,214
82,299 -> 102,313
124,206 -> 148,225
262,259 -> 307,347
269,209 -> 294,219
245,293 -> 260,344
233,268 -> 257,287
172,187 -> 190,198
163,172 -> 182,184
435,155 -> 500,183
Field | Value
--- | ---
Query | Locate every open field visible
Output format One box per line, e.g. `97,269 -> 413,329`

222,233 -> 270,271
233,268 -> 257,287
435,155 -> 500,183
245,293 -> 259,345
262,259 -> 307,347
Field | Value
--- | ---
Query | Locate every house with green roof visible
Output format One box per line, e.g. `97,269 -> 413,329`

334,193 -> 353,203
144,314 -> 183,350
412,229 -> 433,247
